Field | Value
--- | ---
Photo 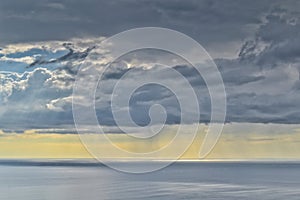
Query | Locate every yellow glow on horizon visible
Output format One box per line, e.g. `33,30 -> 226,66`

1,124 -> 300,159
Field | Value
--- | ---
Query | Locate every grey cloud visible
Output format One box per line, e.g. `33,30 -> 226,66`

217,8 -> 300,123
1,0 -> 300,129
238,9 -> 300,67
26,43 -> 95,68
0,0 -> 279,57
227,92 -> 300,124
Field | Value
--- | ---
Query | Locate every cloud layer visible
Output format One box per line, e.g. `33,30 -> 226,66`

0,1 -> 300,130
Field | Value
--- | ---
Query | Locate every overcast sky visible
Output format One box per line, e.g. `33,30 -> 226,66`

0,0 -> 300,131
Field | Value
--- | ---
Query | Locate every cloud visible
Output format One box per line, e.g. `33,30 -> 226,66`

0,55 -> 35,64
0,0 -> 284,59
0,37 -> 109,129
0,1 -> 300,130
218,8 -> 300,124
26,43 -> 96,68
0,67 -> 73,129
238,9 -> 300,67
45,3 -> 65,10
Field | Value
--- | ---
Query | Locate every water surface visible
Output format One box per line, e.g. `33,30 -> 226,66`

1,160 -> 300,200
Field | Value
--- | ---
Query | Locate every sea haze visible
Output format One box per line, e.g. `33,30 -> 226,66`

1,160 -> 300,200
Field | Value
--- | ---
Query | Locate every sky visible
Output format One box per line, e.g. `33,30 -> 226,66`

0,0 -> 300,159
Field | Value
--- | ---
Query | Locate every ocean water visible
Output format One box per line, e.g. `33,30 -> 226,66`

1,160 -> 300,200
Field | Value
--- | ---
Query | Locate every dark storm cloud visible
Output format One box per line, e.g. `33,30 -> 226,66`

26,43 -> 95,68
0,0 -> 276,48
238,9 -> 300,67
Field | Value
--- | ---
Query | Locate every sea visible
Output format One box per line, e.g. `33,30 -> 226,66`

0,160 -> 300,200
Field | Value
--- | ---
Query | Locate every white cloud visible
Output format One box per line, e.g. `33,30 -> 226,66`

45,3 -> 65,10
0,55 -> 35,64
46,96 -> 73,112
